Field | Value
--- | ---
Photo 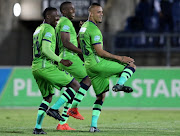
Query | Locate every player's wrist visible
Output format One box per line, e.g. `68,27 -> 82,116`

121,56 -> 124,62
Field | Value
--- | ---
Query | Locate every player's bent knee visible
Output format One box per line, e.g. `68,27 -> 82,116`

128,63 -> 136,70
82,76 -> 91,87
44,95 -> 53,103
96,92 -> 106,101
70,80 -> 80,92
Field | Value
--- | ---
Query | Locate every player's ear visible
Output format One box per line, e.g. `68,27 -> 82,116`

62,9 -> 66,14
89,12 -> 93,17
46,14 -> 51,20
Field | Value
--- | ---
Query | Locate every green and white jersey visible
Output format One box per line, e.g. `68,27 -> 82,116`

56,16 -> 78,57
79,21 -> 103,69
32,23 -> 56,71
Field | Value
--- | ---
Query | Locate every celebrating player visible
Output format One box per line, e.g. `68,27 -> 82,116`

32,7 -> 81,134
78,3 -> 136,132
46,1 -> 91,130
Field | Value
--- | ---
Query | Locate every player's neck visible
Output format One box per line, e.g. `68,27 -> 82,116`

63,15 -> 72,21
88,18 -> 97,25
43,20 -> 55,28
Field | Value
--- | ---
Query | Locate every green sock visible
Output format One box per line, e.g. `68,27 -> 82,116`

35,100 -> 49,129
71,87 -> 87,108
60,102 -> 72,125
91,100 -> 103,128
118,67 -> 135,85
51,88 -> 76,110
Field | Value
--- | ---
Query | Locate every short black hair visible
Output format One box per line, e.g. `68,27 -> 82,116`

88,3 -> 101,11
59,1 -> 72,13
91,3 -> 101,6
43,7 -> 57,19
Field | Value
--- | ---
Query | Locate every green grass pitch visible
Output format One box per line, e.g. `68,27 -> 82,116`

0,109 -> 180,136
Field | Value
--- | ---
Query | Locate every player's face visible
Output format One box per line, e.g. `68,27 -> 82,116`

65,3 -> 75,20
49,10 -> 60,27
92,6 -> 103,23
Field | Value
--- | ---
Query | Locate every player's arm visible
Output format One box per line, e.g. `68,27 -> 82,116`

61,32 -> 82,54
42,40 -> 72,66
93,44 -> 134,64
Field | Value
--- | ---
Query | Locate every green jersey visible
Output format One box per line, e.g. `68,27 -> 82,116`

56,16 -> 78,57
79,21 -> 104,69
32,23 -> 56,71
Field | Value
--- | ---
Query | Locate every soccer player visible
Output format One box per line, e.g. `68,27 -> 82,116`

47,1 -> 92,130
78,3 -> 136,132
32,7 -> 82,134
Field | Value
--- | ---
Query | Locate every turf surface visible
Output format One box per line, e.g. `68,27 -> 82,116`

0,109 -> 180,136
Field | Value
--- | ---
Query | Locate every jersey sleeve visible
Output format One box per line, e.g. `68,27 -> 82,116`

42,26 -> 54,43
90,30 -> 102,45
60,19 -> 71,33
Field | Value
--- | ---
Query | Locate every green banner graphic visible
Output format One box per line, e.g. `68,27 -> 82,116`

0,67 -> 180,108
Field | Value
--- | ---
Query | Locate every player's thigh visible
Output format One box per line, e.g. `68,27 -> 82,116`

32,70 -> 54,98
59,56 -> 87,82
90,59 -> 126,78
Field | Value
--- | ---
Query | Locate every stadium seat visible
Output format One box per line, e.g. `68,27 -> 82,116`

144,15 -> 159,32
172,0 -> 180,32
114,31 -> 132,48
131,32 -> 146,48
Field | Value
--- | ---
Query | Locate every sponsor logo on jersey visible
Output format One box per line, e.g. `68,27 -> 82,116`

33,29 -> 40,36
62,25 -> 70,31
94,35 -> 100,41
45,32 -> 52,38
80,27 -> 87,32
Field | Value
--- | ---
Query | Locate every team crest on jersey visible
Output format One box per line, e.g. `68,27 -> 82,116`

62,25 -> 70,31
94,35 -> 100,41
45,32 -> 52,38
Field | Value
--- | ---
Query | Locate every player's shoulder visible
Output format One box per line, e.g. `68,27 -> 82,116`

59,16 -> 72,25
33,26 -> 41,36
82,21 -> 99,33
43,23 -> 55,33
85,21 -> 98,29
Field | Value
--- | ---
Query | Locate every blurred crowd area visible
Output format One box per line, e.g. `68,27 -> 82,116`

0,0 -> 179,66
114,0 -> 180,49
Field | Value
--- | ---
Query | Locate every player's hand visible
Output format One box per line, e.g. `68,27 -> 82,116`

119,56 -> 135,64
60,59 -> 73,67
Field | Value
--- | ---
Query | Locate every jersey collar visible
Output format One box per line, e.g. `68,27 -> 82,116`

88,20 -> 97,26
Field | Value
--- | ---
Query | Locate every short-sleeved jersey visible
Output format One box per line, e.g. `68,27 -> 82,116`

79,21 -> 103,69
56,16 -> 78,57
32,23 -> 56,71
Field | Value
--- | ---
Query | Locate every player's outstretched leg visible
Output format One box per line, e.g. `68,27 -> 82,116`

112,84 -> 133,93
